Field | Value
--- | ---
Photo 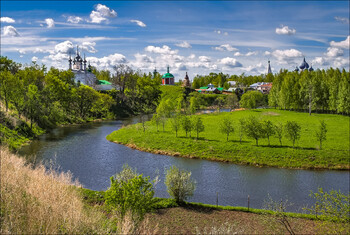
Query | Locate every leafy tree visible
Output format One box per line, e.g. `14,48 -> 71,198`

181,115 -> 192,137
284,121 -> 301,148
151,113 -> 161,132
170,114 -> 182,137
215,96 -> 225,111
263,120 -> 275,146
192,116 -> 204,139
26,84 -> 40,129
105,165 -> 156,222
275,123 -> 284,146
315,120 -> 327,150
239,90 -> 264,109
0,70 -> 15,111
226,94 -> 239,110
238,118 -> 246,144
219,117 -> 234,141
165,165 -> 196,203
244,116 -> 264,146
189,96 -> 200,114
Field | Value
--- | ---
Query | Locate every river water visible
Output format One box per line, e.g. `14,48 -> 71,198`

18,117 -> 349,212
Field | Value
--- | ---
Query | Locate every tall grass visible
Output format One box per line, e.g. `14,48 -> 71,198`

0,147 -> 105,234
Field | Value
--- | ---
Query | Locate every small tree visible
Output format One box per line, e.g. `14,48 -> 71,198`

181,115 -> 192,137
105,165 -> 156,223
192,116 -> 205,139
284,121 -> 301,148
151,113 -> 161,132
315,120 -> 327,150
263,120 -> 275,146
275,123 -> 284,146
165,165 -> 196,203
244,116 -> 264,146
226,93 -> 239,111
170,114 -> 182,137
238,118 -> 246,144
189,96 -> 200,114
219,117 -> 234,141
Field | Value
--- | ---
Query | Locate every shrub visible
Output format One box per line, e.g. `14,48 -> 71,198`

315,120 -> 327,150
165,165 -> 196,203
105,165 -> 156,222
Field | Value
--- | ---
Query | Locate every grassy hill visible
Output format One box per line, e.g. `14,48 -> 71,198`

107,109 -> 350,170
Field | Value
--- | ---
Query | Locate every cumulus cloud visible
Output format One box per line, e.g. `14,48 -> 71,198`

90,4 -> 117,23
198,56 -> 211,62
145,45 -> 178,55
312,57 -> 329,66
87,53 -> 126,70
130,19 -> 146,27
272,49 -> 303,62
214,44 -> 238,52
2,26 -> 19,37
275,25 -> 296,35
325,47 -> 344,57
1,17 -> 15,23
31,56 -> 38,62
335,16 -> 349,24
54,40 -> 74,54
45,18 -> 55,28
81,41 -> 97,53
234,52 -> 242,56
175,41 -> 192,48
330,36 -> 350,49
219,57 -> 243,68
67,16 -> 83,24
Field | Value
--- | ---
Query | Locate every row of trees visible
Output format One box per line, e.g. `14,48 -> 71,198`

269,68 -> 349,115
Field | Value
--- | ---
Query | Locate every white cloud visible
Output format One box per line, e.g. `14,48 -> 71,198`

45,18 -> 55,28
2,26 -> 20,37
144,45 -> 178,55
214,30 -> 221,34
198,56 -> 211,62
130,19 -> 146,27
325,47 -> 344,57
275,25 -> 296,35
219,57 -> 243,68
234,52 -> 242,56
214,44 -> 238,52
175,41 -> 192,48
264,51 -> 271,56
330,36 -> 350,49
312,57 -> 329,66
87,53 -> 126,70
90,4 -> 117,23
246,51 -> 258,56
333,57 -> 349,68
67,16 -> 83,24
31,56 -> 38,62
335,16 -> 349,24
54,40 -> 74,54
81,41 -> 97,53
272,49 -> 303,62
1,17 -> 15,23
18,49 -> 26,54
224,32 -> 228,36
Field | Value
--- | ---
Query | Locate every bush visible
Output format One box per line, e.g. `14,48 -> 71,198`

105,165 -> 156,221
165,165 -> 196,203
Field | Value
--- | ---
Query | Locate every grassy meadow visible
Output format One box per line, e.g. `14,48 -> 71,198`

107,109 -> 350,170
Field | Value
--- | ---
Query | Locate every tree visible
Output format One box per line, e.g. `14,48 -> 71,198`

239,90 -> 264,109
151,113 -> 161,132
275,123 -> 284,146
263,120 -> 275,146
192,116 -> 204,139
226,94 -> 238,110
215,96 -> 225,112
170,114 -> 182,137
189,96 -> 200,114
181,115 -> 192,137
244,116 -> 264,146
219,117 -> 234,141
165,165 -> 196,203
315,120 -> 327,150
284,121 -> 301,148
105,165 -> 156,222
238,118 -> 246,144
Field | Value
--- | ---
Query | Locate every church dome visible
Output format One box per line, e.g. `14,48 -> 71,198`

162,66 -> 174,78
299,58 -> 309,70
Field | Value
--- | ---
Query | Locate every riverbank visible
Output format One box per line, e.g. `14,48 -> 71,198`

107,109 -> 350,170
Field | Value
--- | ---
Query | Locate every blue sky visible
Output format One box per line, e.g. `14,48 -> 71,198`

1,1 -> 349,79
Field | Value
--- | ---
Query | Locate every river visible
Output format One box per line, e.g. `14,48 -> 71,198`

18,117 -> 349,212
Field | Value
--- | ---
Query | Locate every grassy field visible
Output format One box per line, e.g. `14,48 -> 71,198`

107,109 -> 350,170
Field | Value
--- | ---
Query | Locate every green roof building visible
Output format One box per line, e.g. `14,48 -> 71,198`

162,66 -> 175,85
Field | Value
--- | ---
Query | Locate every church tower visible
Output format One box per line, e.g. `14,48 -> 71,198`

267,60 -> 272,75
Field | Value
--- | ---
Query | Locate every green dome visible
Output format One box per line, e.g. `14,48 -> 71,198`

162,72 -> 174,78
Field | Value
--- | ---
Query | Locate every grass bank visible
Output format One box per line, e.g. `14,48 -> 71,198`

107,109 -> 350,170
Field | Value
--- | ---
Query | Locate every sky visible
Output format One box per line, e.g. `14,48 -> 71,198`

1,1 -> 349,80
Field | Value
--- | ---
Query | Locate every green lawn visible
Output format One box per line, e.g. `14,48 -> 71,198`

107,109 -> 350,170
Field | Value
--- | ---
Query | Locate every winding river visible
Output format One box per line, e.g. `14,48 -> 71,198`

18,117 -> 349,212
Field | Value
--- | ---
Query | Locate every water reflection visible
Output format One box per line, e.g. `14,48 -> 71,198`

18,119 -> 350,212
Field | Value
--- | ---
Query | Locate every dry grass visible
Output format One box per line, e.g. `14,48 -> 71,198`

0,147 -> 106,234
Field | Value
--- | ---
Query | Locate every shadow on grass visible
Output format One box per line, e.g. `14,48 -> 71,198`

177,136 -> 219,142
227,140 -> 250,144
259,145 -> 316,150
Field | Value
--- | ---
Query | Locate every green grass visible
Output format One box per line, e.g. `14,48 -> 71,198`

107,109 -> 350,170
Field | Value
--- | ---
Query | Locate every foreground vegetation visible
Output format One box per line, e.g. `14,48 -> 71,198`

107,109 -> 349,169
